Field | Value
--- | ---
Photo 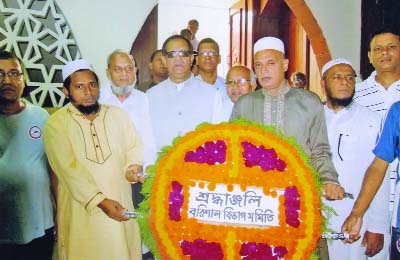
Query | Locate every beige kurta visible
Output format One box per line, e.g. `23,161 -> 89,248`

44,104 -> 143,260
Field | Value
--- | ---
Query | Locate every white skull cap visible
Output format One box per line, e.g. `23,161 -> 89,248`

62,59 -> 93,81
253,37 -> 285,55
321,58 -> 353,76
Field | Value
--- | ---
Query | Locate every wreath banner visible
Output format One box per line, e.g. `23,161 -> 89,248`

138,120 -> 325,260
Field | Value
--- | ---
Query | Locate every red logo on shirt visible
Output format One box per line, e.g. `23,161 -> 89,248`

29,125 -> 42,139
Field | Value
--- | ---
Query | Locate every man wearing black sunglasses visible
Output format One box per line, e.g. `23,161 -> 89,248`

147,35 -> 223,151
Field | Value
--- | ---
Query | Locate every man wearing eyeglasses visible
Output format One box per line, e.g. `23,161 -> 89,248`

321,59 -> 389,260
147,35 -> 222,151
196,38 -> 233,119
221,65 -> 256,120
99,49 -> 157,178
0,50 -> 55,259
99,49 -> 157,259
230,37 -> 344,200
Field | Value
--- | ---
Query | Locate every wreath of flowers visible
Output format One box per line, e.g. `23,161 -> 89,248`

138,120 -> 328,260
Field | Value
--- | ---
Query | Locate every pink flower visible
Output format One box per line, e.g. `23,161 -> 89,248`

169,181 -> 184,221
180,239 -> 223,260
274,247 -> 288,258
184,140 -> 227,165
284,186 -> 300,227
240,242 -> 287,260
242,142 -> 287,172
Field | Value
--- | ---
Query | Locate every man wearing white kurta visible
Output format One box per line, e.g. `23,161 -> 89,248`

147,35 -> 223,151
99,50 -> 157,259
354,29 -> 400,212
99,50 -> 157,170
44,60 -> 144,260
322,59 -> 390,260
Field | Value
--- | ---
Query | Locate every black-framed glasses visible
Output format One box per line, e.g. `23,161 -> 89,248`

165,50 -> 191,59
225,79 -> 251,88
198,51 -> 218,58
0,70 -> 23,80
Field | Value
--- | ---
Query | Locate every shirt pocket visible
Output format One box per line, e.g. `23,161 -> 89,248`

337,134 -> 360,161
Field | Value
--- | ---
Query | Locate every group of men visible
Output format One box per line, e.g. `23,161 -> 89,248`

1,26 -> 400,260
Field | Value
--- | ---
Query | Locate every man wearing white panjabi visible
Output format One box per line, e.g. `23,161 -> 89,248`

321,59 -> 390,260
99,49 -> 157,171
98,49 -> 157,259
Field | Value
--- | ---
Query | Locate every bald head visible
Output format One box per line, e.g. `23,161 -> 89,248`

226,66 -> 256,102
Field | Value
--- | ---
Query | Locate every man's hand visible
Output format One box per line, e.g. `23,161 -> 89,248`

97,198 -> 129,222
125,164 -> 145,183
341,213 -> 363,243
323,183 -> 345,200
361,231 -> 384,257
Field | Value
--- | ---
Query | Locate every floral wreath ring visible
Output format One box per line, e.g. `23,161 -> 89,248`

139,120 -> 324,260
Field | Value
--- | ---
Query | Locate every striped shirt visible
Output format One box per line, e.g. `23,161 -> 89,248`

355,71 -> 400,212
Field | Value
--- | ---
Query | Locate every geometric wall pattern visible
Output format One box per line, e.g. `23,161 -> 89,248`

0,0 -> 81,107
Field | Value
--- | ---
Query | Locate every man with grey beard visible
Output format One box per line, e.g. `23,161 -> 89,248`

98,50 -> 157,260
99,50 -> 156,175
321,59 -> 389,260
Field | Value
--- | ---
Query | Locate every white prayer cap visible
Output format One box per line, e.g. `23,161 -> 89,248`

62,59 -> 93,81
321,58 -> 354,76
253,37 -> 285,55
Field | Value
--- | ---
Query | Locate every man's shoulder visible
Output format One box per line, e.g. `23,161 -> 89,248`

355,78 -> 371,90
98,82 -> 113,102
351,103 -> 382,123
288,88 -> 322,104
389,100 -> 400,113
177,77 -> 220,97
45,105 -> 70,130
49,104 -> 68,115
236,89 -> 263,105
146,79 -> 169,95
130,88 -> 148,100
137,80 -> 152,92
192,77 -> 219,93
216,76 -> 225,85
354,73 -> 377,98
103,104 -> 127,116
24,100 -> 49,117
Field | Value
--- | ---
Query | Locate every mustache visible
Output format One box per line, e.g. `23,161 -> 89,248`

0,83 -> 15,89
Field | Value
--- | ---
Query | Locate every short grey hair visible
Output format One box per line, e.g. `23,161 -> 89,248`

107,49 -> 135,68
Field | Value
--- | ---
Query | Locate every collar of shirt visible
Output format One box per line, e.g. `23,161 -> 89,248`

325,101 -> 354,114
261,83 -> 291,98
170,75 -> 192,92
367,70 -> 400,89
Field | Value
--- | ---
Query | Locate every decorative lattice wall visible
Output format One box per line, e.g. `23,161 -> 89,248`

0,0 -> 81,107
